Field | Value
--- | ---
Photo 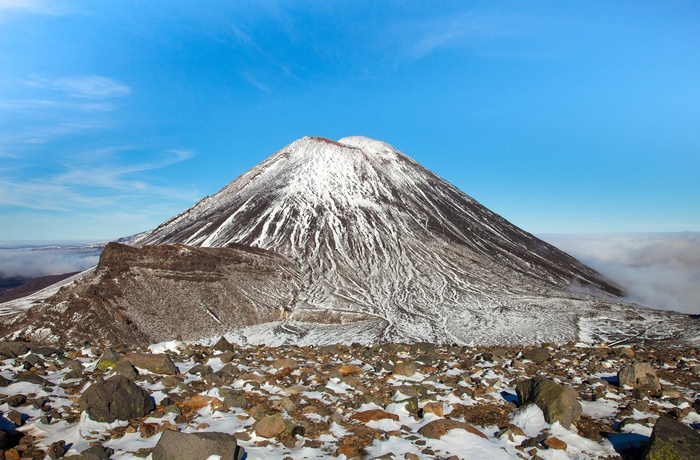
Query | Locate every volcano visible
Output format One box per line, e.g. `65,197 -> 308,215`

2,136 -> 698,346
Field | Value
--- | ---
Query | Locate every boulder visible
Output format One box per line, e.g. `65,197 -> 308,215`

523,347 -> 550,363
392,361 -> 416,377
212,336 -> 235,353
95,349 -> 121,371
418,419 -> 486,439
254,413 -> 286,438
152,430 -> 245,460
350,409 -> 399,423
643,416 -> 700,459
46,440 -> 66,459
114,360 -> 138,379
79,375 -> 155,422
28,345 -> 61,357
120,352 -> 178,375
0,341 -> 29,358
618,362 -> 661,393
63,446 -> 114,460
516,377 -> 582,428
271,358 -> 298,370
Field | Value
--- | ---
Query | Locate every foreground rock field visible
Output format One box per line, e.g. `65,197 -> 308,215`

0,339 -> 699,459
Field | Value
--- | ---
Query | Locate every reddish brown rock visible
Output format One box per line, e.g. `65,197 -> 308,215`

418,419 -> 487,439
350,409 -> 399,423
544,436 -> 567,450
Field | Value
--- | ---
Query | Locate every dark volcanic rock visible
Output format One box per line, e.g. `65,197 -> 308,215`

114,359 -> 138,379
152,429 -> 245,460
516,377 -> 582,428
46,440 -> 66,459
64,445 -> 114,460
523,347 -> 550,363
121,352 -> 178,375
79,375 -> 155,422
0,341 -> 28,358
643,416 -> 700,459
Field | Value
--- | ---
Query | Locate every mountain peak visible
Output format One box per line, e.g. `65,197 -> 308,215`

5,135 -> 699,346
131,135 -> 632,343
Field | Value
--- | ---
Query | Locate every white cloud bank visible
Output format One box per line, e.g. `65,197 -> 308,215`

0,242 -> 102,279
2,234 -> 698,317
542,232 -> 700,315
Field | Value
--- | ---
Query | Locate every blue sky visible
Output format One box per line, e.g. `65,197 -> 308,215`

1,0 -> 699,240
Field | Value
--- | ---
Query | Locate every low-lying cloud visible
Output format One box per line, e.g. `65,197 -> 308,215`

2,235 -> 699,315
541,232 -> 700,315
0,242 -> 102,279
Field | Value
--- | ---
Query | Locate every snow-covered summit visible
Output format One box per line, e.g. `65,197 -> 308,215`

4,135 -> 699,346
132,135 -> 636,344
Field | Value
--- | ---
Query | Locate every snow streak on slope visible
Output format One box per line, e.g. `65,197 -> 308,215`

131,136 -> 647,345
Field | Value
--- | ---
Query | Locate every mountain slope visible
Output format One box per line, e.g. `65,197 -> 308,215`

3,136 -> 698,346
135,135 -> 634,344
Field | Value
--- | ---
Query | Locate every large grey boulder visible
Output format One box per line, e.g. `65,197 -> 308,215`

643,416 -> 700,459
516,377 -> 582,428
79,375 -> 155,422
152,430 -> 245,460
618,362 -> 661,393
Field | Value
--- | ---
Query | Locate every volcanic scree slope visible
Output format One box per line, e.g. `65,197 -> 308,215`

2,136 -> 698,346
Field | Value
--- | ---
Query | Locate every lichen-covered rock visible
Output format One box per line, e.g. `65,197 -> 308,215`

516,377 -> 582,428
79,375 -> 155,422
618,362 -> 661,393
152,430 -> 245,460
95,349 -> 121,371
643,416 -> 700,460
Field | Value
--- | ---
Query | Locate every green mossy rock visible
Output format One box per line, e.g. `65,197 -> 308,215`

644,416 -> 700,460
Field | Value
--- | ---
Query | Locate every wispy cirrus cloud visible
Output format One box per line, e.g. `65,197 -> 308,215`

0,0 -> 55,14
0,147 -> 198,212
391,10 -> 545,61
27,75 -> 132,99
